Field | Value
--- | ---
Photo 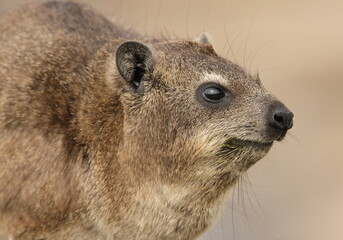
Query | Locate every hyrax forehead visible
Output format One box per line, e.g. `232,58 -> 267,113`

115,39 -> 271,116
149,40 -> 263,98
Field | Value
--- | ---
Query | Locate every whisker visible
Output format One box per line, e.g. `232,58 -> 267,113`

143,0 -> 148,35
165,1 -> 177,30
247,39 -> 276,74
245,174 -> 283,239
153,0 -> 162,36
219,0 -> 232,55
203,0 -> 213,32
223,23 -> 241,64
241,173 -> 257,235
185,0 -> 191,39
243,8 -> 259,69
220,193 -> 225,240
231,180 -> 237,240
257,67 -> 280,74
244,174 -> 268,222
287,132 -> 304,148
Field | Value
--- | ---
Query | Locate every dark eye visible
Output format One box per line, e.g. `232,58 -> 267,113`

196,83 -> 232,107
203,87 -> 225,101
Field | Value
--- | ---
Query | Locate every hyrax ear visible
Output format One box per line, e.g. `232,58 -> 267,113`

115,41 -> 153,92
194,32 -> 212,45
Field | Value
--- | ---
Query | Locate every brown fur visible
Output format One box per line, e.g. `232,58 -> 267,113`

0,1 -> 293,239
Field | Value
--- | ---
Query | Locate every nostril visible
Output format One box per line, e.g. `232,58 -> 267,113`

273,111 -> 294,130
274,113 -> 283,124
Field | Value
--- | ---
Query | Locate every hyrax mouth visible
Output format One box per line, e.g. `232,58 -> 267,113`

216,138 -> 273,172
220,138 -> 273,152
220,138 -> 273,157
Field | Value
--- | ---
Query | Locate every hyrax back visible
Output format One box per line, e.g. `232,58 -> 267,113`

0,1 -> 293,239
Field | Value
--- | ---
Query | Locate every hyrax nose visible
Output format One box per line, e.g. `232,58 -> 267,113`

269,103 -> 294,131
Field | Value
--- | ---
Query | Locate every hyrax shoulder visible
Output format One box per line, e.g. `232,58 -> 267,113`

0,1 -> 293,239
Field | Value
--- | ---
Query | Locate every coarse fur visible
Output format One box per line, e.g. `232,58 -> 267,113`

0,1 -> 293,239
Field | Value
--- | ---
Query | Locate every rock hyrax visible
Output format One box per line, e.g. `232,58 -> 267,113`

0,1 -> 294,239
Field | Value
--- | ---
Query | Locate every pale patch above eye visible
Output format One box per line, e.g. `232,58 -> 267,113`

196,83 -> 232,108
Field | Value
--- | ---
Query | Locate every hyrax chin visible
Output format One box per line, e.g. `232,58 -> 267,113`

0,1 -> 293,239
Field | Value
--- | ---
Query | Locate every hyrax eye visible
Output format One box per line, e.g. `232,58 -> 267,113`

203,87 -> 225,101
196,83 -> 232,107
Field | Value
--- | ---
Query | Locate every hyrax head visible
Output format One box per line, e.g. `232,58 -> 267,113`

113,37 -> 293,185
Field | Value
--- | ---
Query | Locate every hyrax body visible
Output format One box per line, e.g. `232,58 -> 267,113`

0,1 -> 293,239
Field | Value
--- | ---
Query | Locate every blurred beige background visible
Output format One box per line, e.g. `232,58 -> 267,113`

1,0 -> 342,239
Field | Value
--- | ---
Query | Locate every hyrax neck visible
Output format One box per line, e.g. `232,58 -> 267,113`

89,154 -> 237,240
99,179 -> 228,240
